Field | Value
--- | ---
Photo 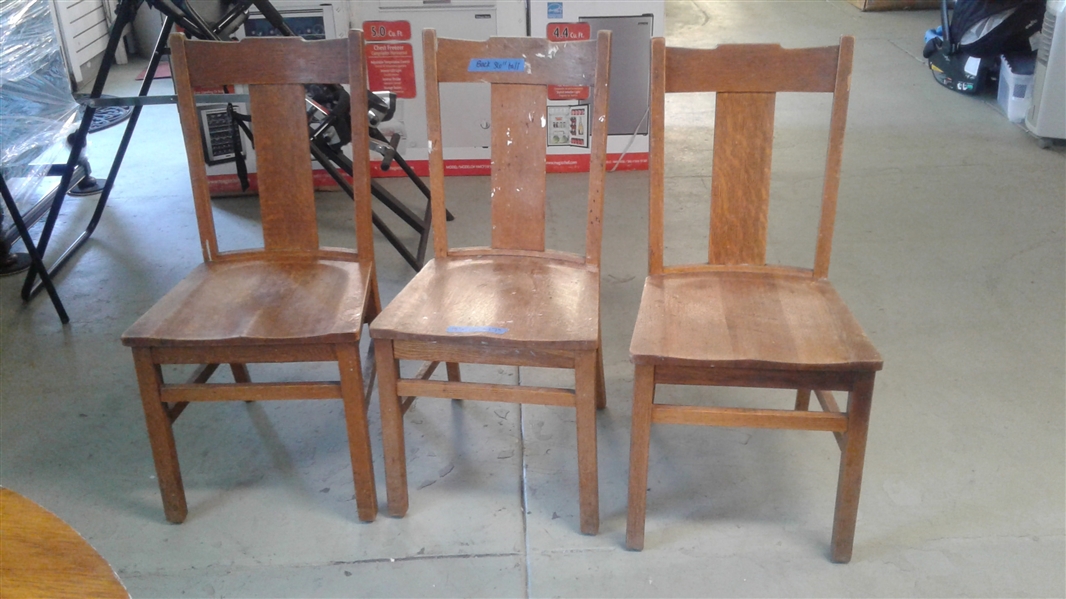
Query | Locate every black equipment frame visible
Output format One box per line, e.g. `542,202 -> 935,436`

9,0 -> 445,323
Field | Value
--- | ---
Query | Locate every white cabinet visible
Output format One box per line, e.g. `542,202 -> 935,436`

1026,0 -> 1066,142
351,0 -> 526,173
529,0 -> 664,172
51,0 -> 127,86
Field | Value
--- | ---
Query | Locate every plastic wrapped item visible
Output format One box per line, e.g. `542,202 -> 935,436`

1,0 -> 79,215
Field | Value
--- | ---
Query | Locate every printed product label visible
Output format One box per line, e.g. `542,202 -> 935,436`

366,43 -> 417,98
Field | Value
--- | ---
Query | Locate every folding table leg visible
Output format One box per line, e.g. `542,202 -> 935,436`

22,7 -> 175,301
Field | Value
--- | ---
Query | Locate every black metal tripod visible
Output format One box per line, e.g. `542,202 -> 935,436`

15,0 -> 446,323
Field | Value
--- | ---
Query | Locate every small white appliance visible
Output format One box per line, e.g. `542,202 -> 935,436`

1026,0 -> 1065,143
529,0 -> 665,172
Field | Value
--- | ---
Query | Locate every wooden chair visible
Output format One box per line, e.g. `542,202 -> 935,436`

121,31 -> 381,523
625,36 -> 882,562
370,29 -> 611,534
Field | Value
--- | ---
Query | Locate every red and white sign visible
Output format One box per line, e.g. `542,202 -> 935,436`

548,85 -> 589,100
546,22 -> 590,41
367,153 -> 648,179
363,20 -> 412,42
546,23 -> 591,100
366,43 -> 417,99
204,150 -> 650,191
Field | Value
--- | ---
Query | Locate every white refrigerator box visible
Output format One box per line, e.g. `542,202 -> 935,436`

351,0 -> 527,177
529,0 -> 664,173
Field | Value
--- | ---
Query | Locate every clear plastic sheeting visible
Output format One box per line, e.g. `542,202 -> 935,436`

1,0 -> 79,213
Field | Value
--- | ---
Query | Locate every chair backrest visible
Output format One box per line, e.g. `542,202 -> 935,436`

648,36 -> 854,279
169,31 -> 374,264
422,29 -> 612,267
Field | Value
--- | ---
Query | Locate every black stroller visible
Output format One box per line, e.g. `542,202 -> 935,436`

924,0 -> 1044,94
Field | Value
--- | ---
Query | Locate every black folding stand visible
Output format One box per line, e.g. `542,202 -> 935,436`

1,174 -> 68,323
12,0 -> 445,323
308,107 -> 451,271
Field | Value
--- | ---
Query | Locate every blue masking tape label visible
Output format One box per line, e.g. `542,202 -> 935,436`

469,58 -> 526,72
446,326 -> 509,335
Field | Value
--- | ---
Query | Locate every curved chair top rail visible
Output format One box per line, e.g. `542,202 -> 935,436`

648,36 -> 855,279
169,30 -> 374,264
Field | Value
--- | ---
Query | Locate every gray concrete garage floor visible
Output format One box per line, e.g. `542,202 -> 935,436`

2,1 -> 1064,597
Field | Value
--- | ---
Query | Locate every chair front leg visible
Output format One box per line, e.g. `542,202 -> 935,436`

574,350 -> 600,535
132,348 -> 187,523
337,344 -> 378,522
376,339 -> 409,517
795,388 -> 811,411
831,372 -> 875,563
625,363 -> 655,550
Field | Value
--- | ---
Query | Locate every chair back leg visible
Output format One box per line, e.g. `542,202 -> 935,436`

376,338 -> 410,517
595,344 -> 607,410
229,363 -> 251,383
574,350 -> 601,535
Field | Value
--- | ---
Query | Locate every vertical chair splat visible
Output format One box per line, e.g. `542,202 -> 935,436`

490,84 -> 548,252
708,92 -> 776,266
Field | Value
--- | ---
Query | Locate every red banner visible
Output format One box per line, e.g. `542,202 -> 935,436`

206,152 -> 649,192
548,85 -> 590,100
546,22 -> 590,41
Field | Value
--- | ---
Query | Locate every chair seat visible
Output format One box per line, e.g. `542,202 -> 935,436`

629,270 -> 882,371
370,255 -> 600,351
121,258 -> 372,347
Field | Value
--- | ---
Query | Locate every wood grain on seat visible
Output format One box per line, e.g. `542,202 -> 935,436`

371,255 -> 599,350
122,260 -> 371,347
630,271 -> 882,371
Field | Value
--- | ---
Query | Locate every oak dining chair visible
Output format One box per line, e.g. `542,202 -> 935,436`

121,31 -> 381,523
625,36 -> 883,562
370,29 -> 612,534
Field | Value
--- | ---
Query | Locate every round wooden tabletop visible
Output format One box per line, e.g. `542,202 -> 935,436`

0,488 -> 128,598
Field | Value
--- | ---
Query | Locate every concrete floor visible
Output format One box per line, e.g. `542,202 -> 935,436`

2,1 -> 1064,597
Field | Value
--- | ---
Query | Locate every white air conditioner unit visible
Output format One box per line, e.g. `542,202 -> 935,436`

1025,0 -> 1065,144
